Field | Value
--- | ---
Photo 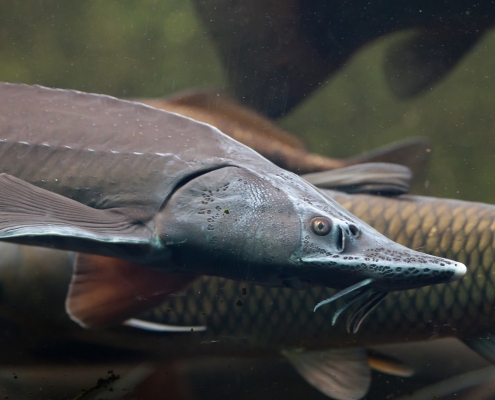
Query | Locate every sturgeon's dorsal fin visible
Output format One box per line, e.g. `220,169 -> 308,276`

282,347 -> 370,400
301,163 -> 411,195
0,173 -> 151,249
66,254 -> 197,328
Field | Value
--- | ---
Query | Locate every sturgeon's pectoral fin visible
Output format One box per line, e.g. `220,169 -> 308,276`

384,30 -> 481,98
66,253 -> 197,329
302,163 -> 411,195
0,173 -> 151,248
282,347 -> 370,400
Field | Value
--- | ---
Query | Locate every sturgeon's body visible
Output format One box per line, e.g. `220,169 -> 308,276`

0,83 -> 464,330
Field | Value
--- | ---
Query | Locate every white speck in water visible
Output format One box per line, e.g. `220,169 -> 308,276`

133,152 -> 143,155
111,150 -> 119,154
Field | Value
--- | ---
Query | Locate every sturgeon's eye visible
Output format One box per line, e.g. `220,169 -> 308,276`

310,217 -> 332,236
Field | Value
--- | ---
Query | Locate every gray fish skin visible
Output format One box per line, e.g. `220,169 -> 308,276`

0,83 -> 464,292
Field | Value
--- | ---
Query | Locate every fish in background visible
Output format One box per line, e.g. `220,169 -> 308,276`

0,82 -> 463,335
190,0 -> 495,117
135,89 -> 431,177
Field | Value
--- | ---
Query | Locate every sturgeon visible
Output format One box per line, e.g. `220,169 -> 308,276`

0,83 -> 465,329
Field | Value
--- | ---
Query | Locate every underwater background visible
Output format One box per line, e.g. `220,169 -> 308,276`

1,1 -> 495,399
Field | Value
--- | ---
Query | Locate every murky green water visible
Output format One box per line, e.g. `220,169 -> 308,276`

1,2 -> 495,399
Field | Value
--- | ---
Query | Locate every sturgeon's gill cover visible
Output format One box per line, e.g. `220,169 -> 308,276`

0,83 -> 466,328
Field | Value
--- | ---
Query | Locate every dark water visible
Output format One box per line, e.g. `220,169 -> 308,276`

1,1 -> 495,399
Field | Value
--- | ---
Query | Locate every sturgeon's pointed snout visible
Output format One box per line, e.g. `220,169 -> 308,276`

306,239 -> 467,333
300,222 -> 467,292
449,261 -> 467,282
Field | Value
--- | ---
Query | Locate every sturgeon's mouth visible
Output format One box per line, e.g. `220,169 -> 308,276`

313,278 -> 389,334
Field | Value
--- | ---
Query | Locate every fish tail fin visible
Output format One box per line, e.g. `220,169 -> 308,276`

282,347 -> 370,400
